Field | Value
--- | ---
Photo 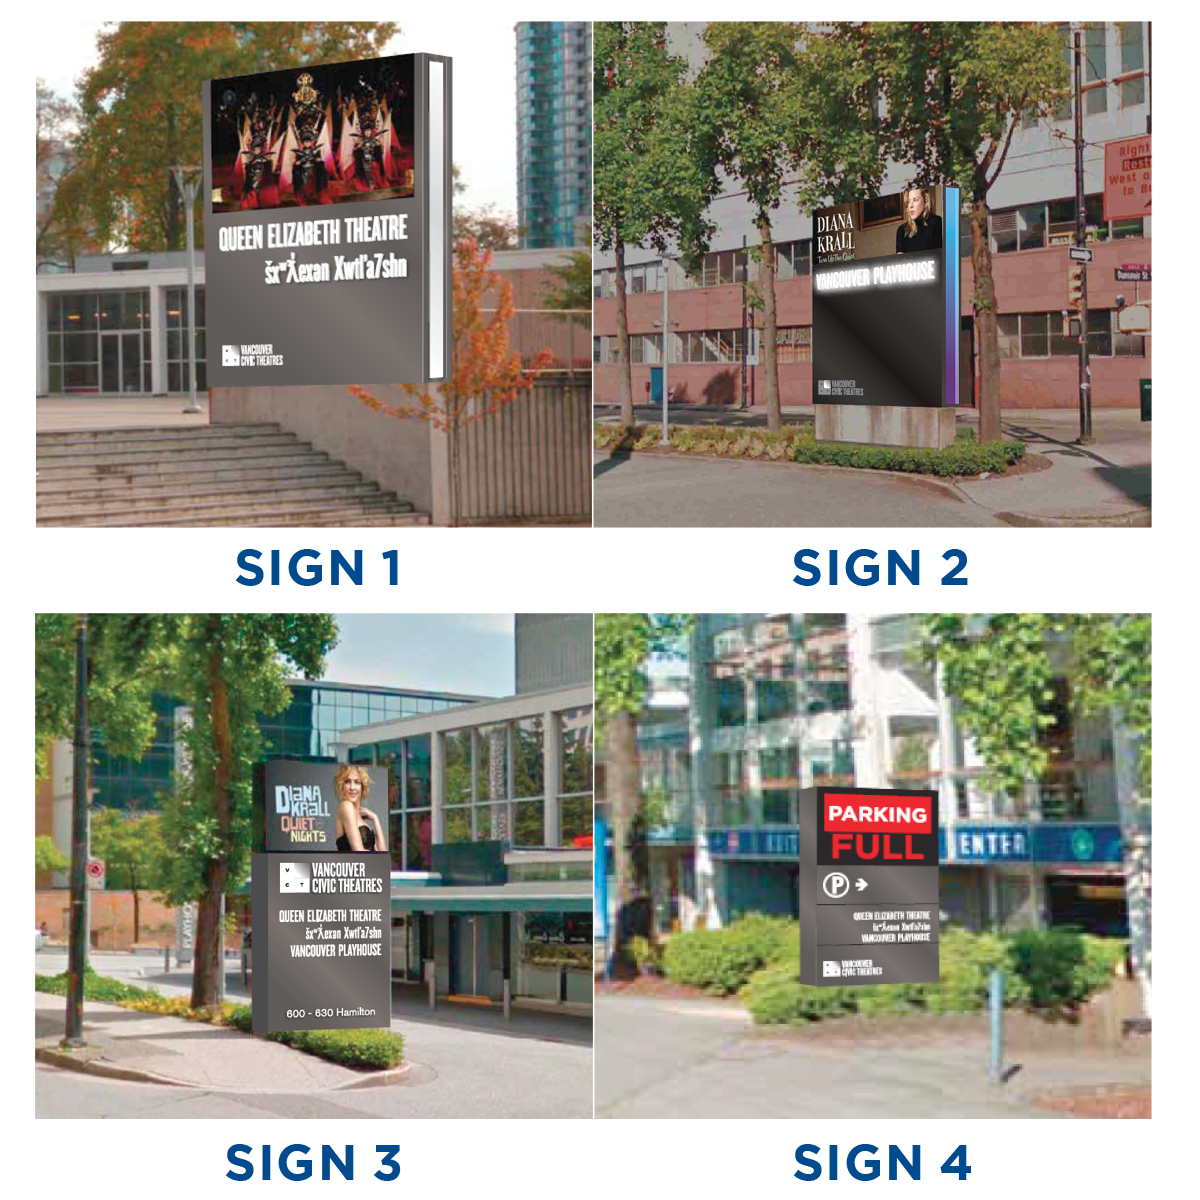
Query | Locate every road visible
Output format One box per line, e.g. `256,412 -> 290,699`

35,950 -> 592,1119
594,454 -> 1005,527
595,993 -> 1149,1119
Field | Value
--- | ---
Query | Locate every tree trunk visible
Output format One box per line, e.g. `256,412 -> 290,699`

614,237 -> 634,428
191,623 -> 232,1010
608,709 -> 640,971
757,214 -> 781,434
970,191 -> 1002,443
131,876 -> 141,946
449,418 -> 461,528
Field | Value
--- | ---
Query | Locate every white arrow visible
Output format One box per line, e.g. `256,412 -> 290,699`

855,878 -> 868,891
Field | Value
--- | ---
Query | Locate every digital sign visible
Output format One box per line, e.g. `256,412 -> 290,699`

799,787 -> 940,987
811,185 -> 960,411
202,53 -> 452,388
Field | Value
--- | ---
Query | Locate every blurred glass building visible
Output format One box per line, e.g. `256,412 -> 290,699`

515,22 -> 592,248
598,613 -> 1146,939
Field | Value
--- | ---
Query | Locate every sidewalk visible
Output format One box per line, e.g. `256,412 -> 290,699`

37,395 -> 209,432
34,991 -> 399,1092
593,404 -> 1150,526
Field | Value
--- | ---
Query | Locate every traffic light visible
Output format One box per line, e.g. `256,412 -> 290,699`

1067,262 -> 1085,312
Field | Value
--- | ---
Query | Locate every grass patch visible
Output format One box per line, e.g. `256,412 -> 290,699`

595,422 -> 1025,477
36,973 -> 404,1070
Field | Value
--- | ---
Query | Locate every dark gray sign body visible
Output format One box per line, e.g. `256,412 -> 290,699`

202,53 -> 452,387
799,786 -> 939,986
251,851 -> 391,1033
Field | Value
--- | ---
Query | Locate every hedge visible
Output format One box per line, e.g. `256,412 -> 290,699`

225,1007 -> 404,1069
661,914 -> 799,994
739,926 -> 1126,1025
594,422 -> 1025,478
36,973 -> 404,1070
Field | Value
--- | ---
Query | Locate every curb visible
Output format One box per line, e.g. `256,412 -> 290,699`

36,1043 -> 413,1093
597,447 -> 1151,527
36,1045 -> 189,1088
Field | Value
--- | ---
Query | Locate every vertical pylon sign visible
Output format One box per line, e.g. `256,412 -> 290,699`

799,787 -> 940,986
251,761 -> 391,1034
203,53 -> 453,388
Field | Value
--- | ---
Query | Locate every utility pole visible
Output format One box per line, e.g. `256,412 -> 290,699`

171,166 -> 203,416
654,258 -> 678,446
1074,29 -> 1093,444
64,615 -> 89,1046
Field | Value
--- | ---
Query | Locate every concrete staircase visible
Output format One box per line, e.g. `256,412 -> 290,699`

36,424 -> 429,527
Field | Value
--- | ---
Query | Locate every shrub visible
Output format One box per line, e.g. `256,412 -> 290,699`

741,925 -> 1122,1025
663,915 -> 798,994
34,978 -> 404,1070
596,421 -> 1025,476
1007,927 -> 1123,1011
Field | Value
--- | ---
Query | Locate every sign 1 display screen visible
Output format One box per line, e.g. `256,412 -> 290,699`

202,52 -> 451,388
811,185 -> 960,409
799,787 -> 940,987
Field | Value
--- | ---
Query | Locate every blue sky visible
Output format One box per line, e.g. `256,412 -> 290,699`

321,614 -> 514,697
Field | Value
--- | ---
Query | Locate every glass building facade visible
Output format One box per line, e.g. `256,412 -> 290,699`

346,692 -> 594,874
43,285 -> 206,396
515,22 -> 591,249
90,681 -> 476,813
600,614 -> 1143,939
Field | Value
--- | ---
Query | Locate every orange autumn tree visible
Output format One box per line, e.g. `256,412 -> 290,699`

350,237 -> 552,525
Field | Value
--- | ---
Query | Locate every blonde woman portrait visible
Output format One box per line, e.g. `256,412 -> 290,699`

334,763 -> 387,852
895,187 -> 943,254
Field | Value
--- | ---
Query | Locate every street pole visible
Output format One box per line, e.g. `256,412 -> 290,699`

1074,30 -> 1093,444
64,615 -> 89,1047
172,166 -> 203,415
661,256 -> 670,446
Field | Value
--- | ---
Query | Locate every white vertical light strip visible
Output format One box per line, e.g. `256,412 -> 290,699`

428,60 -> 445,379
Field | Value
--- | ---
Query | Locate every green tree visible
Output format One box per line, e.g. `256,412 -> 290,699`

156,615 -> 338,1009
920,613 -> 1151,1009
36,836 -> 68,874
63,21 -> 396,251
35,614 -> 172,780
89,808 -> 167,944
689,24 -> 885,432
595,614 -> 691,970
542,244 -> 592,395
594,22 -> 717,426
828,22 -> 1070,441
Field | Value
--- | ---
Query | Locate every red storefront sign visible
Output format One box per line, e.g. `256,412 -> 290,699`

1104,135 -> 1151,222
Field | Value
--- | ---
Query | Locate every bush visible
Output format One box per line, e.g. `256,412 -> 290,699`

594,422 -> 1026,477
1007,927 -> 1123,1011
35,971 -> 158,1004
35,979 -> 404,1070
741,925 -> 1122,1026
663,915 -> 798,994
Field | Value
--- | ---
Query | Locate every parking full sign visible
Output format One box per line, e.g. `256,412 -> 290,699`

799,787 -> 940,986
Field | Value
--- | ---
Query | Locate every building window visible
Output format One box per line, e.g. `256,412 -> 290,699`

673,328 -> 747,364
997,310 -> 1144,359
1117,23 -> 1146,108
46,289 -> 151,394
166,286 -> 207,393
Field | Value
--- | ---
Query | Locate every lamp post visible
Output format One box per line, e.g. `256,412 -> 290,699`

653,257 -> 679,447
64,615 -> 88,1047
171,166 -> 203,415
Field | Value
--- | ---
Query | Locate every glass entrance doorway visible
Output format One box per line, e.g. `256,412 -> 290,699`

99,330 -> 148,394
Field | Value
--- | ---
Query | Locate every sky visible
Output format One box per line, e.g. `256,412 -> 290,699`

321,614 -> 514,697
37,19 -> 519,215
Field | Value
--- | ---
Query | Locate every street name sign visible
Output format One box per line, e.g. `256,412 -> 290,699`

799,786 -> 940,987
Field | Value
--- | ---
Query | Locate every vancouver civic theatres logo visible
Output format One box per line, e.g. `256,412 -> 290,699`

223,344 -> 284,367
279,862 -> 311,893
823,960 -> 842,977
818,379 -> 832,395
